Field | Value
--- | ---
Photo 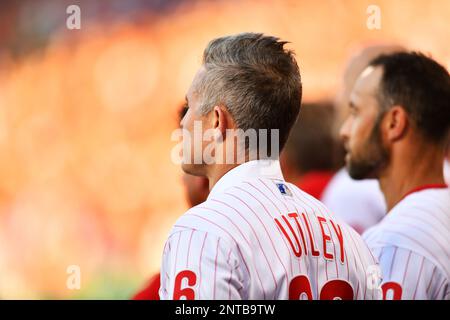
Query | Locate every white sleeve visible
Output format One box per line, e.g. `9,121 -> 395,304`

370,246 -> 448,300
159,228 -> 245,300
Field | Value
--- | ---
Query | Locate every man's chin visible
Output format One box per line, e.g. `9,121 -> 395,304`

181,162 -> 205,177
181,162 -> 194,175
346,162 -> 377,180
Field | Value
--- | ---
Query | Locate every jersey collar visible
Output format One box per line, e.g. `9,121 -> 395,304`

207,159 -> 284,200
401,183 -> 449,201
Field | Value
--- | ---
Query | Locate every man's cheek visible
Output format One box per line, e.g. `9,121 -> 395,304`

354,122 -> 369,146
350,132 -> 366,159
349,127 -> 361,152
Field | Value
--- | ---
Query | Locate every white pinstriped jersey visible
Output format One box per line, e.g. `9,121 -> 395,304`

160,160 -> 381,300
363,186 -> 450,300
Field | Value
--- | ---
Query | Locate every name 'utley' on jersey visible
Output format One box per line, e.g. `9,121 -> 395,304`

160,160 -> 381,300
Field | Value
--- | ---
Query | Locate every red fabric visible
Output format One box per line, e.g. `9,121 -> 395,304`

401,183 -> 448,201
295,171 -> 334,200
132,273 -> 160,300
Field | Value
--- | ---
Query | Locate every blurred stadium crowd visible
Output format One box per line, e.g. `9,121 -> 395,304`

0,0 -> 448,299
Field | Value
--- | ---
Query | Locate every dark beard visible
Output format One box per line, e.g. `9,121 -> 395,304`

347,117 -> 389,180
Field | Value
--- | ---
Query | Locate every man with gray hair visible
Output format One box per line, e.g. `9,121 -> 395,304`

160,33 -> 380,300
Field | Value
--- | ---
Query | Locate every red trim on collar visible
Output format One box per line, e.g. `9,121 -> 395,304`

401,184 -> 448,200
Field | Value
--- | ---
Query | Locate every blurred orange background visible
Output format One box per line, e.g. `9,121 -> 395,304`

0,0 -> 448,298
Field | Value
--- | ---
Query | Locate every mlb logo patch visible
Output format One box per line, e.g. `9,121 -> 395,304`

276,182 -> 292,197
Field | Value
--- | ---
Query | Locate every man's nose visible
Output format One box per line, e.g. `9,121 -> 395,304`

339,118 -> 351,142
180,115 -> 186,128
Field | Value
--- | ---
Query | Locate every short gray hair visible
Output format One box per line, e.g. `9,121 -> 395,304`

196,32 -> 302,151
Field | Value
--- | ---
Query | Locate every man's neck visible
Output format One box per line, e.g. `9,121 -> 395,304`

206,149 -> 262,191
206,163 -> 240,191
379,142 -> 446,212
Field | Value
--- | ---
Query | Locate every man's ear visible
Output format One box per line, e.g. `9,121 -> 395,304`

212,105 -> 230,139
384,106 -> 409,142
